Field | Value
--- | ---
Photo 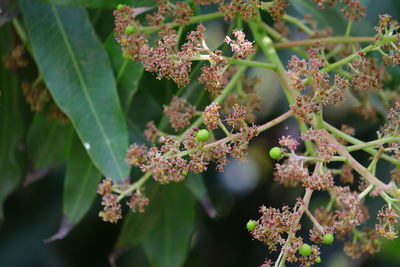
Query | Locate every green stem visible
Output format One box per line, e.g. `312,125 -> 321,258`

324,122 -> 400,166
347,137 -> 400,152
320,36 -> 396,73
344,20 -> 353,36
249,19 -> 315,156
281,14 -> 315,36
192,55 -> 277,70
358,184 -> 374,200
117,172 -> 152,201
274,36 -> 375,49
140,11 -> 223,34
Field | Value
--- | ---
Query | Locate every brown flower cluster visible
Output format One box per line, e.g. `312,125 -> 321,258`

313,0 -> 366,21
2,45 -> 28,70
97,178 -> 122,223
164,96 -> 197,132
268,0 -> 289,21
225,30 -> 255,59
287,46 -> 349,121
376,207 -> 398,239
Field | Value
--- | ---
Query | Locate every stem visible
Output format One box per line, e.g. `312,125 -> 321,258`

116,58 -> 129,84
117,172 -> 152,201
305,208 -> 324,233
347,137 -> 400,152
324,122 -> 400,166
249,19 -> 316,156
218,121 -> 231,136
284,154 -> 348,163
319,129 -> 391,192
358,184 -> 374,200
171,110 -> 293,158
320,36 -> 396,73
281,15 -> 315,36
275,188 -> 313,267
344,20 -> 353,36
192,55 -> 277,70
140,12 -> 224,34
275,36 -> 375,49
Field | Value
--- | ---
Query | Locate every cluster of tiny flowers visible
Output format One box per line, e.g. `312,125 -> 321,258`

223,75 -> 262,123
97,178 -> 151,223
164,96 -> 197,132
313,0 -> 366,21
250,201 -> 321,266
21,81 -> 50,112
127,190 -> 149,213
145,0 -> 193,26
224,30 -> 255,59
287,46 -> 348,121
268,0 -> 289,21
341,0 -> 366,21
343,229 -> 381,258
375,15 -> 400,65
198,50 -> 228,95
113,6 -> 147,61
375,207 -> 398,239
2,45 -> 28,70
97,178 -> 122,223
219,0 -> 262,21
302,128 -> 337,162
351,54 -> 383,93
125,100 -> 259,185
202,103 -> 221,129
250,204 -> 302,251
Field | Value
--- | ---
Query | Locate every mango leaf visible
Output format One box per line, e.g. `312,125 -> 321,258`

115,181 -> 161,249
19,0 -> 130,181
45,134 -> 102,242
43,0 -> 157,9
0,26 -> 26,220
63,134 -> 102,225
104,35 -> 144,112
185,173 -> 217,218
142,183 -> 196,267
27,114 -> 73,170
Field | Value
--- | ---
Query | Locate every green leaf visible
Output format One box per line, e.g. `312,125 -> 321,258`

104,34 -> 144,112
185,173 -> 217,218
42,0 -> 156,9
115,180 -> 161,248
142,184 -> 196,267
27,114 -> 73,169
19,0 -> 130,181
0,26 -> 26,220
63,134 -> 102,225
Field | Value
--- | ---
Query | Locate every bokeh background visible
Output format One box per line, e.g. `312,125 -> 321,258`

1,0 -> 400,266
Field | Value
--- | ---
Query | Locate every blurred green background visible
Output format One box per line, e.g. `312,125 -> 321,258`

1,0 -> 400,266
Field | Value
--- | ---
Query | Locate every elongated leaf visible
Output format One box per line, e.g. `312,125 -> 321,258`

19,0 -> 130,181
27,113 -> 73,169
115,181 -> 161,249
105,35 -> 144,112
64,134 -> 102,225
142,184 -> 195,267
0,26 -> 26,220
43,0 -> 157,8
185,173 -> 217,218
